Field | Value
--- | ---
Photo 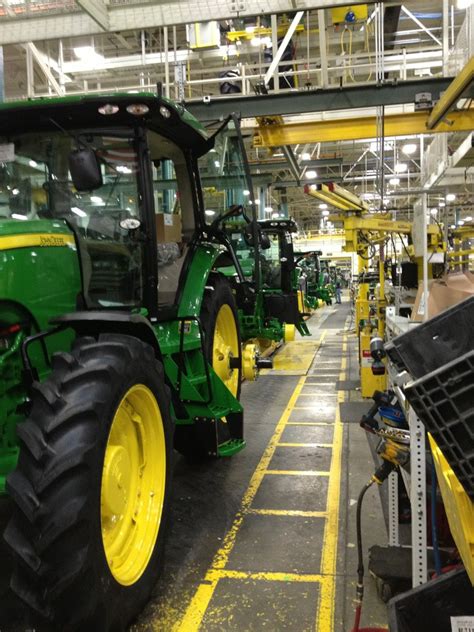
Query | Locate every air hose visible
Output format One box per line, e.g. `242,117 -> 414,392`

350,460 -> 395,632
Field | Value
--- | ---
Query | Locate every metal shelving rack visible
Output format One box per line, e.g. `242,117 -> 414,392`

385,307 -> 428,587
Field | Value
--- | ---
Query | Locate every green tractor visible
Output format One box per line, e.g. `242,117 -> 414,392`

0,94 -> 260,629
295,250 -> 322,311
193,122 -> 309,357
208,210 -> 310,354
296,250 -> 334,306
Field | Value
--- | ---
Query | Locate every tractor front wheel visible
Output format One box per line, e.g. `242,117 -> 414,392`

4,334 -> 173,631
201,274 -> 242,398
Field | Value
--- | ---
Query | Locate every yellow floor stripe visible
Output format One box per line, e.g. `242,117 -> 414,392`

208,569 -> 324,583
247,508 -> 327,518
277,442 -> 333,448
173,379 -> 309,631
172,331 -> 327,632
265,469 -> 330,476
315,335 -> 346,632
297,392 -> 338,396
286,421 -> 333,426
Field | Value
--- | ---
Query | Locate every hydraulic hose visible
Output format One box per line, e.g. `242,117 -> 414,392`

351,460 -> 396,632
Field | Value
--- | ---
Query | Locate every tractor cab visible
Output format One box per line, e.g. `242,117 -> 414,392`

295,250 -> 323,309
257,219 -> 310,336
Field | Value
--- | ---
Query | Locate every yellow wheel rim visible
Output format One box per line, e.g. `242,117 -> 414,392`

212,304 -> 240,397
284,323 -> 296,343
101,384 -> 166,586
242,343 -> 258,381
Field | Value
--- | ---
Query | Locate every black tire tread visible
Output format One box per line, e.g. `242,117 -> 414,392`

4,333 -> 172,630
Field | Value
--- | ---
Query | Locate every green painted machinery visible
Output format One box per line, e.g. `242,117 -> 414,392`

0,94 -> 257,629
205,187 -> 309,348
296,250 -> 335,306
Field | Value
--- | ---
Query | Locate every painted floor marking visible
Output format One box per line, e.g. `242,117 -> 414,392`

247,508 -> 327,518
286,421 -> 334,426
277,442 -> 333,448
208,569 -> 325,583
315,334 -> 346,632
264,469 -> 330,476
172,330 -> 336,632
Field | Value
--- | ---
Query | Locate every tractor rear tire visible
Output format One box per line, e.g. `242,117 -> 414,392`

4,334 -> 173,631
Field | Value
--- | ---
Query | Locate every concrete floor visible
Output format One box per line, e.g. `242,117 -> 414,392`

134,298 -> 389,632
0,296 -> 390,631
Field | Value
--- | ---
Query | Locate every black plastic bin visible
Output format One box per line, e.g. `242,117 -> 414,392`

404,349 -> 474,500
385,296 -> 474,379
388,568 -> 474,632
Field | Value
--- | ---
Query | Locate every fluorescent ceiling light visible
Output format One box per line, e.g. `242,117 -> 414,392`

29,159 -> 38,168
395,162 -> 408,173
430,208 -> 438,215
446,193 -> 456,202
205,209 -> 215,216
11,213 -> 28,220
243,189 -> 250,196
71,206 -> 87,217
319,203 -> 328,209
402,143 -> 417,155
12,188 -> 20,195
116,165 -> 132,174
465,216 -> 472,222
439,201 -> 446,207
305,170 -> 317,179
272,152 -> 284,157
264,206 -> 273,212
458,219 -> 465,225
450,224 -> 456,229
322,210 -> 330,217
389,177 -> 400,186
254,199 -> 260,205
250,37 -> 261,46
245,25 -> 256,33
90,196 -> 104,204
74,46 -> 104,64
301,152 -> 311,161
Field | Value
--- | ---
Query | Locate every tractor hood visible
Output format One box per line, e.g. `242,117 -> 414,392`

0,93 -> 209,156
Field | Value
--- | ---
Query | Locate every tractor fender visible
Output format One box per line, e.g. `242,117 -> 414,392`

50,311 -> 162,359
177,244 -> 237,318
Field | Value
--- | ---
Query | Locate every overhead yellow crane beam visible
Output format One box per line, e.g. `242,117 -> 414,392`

254,109 -> 474,146
226,24 -> 306,41
426,57 -> 474,130
305,183 -> 368,212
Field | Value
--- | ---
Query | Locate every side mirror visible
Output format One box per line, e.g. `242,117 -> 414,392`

69,148 -> 103,192
260,233 -> 271,249
243,222 -> 256,246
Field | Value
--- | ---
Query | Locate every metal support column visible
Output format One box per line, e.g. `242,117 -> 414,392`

26,44 -> 35,98
270,14 -> 279,93
422,192 -> 429,322
388,471 -> 400,547
264,11 -> 303,88
0,47 -> 4,101
163,26 -> 170,99
317,9 -> 329,88
409,407 -> 428,586
442,0 -> 449,73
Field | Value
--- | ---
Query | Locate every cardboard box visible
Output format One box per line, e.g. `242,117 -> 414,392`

412,272 -> 474,321
156,213 -> 182,243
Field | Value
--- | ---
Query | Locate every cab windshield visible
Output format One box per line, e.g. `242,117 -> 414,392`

0,131 -> 143,307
